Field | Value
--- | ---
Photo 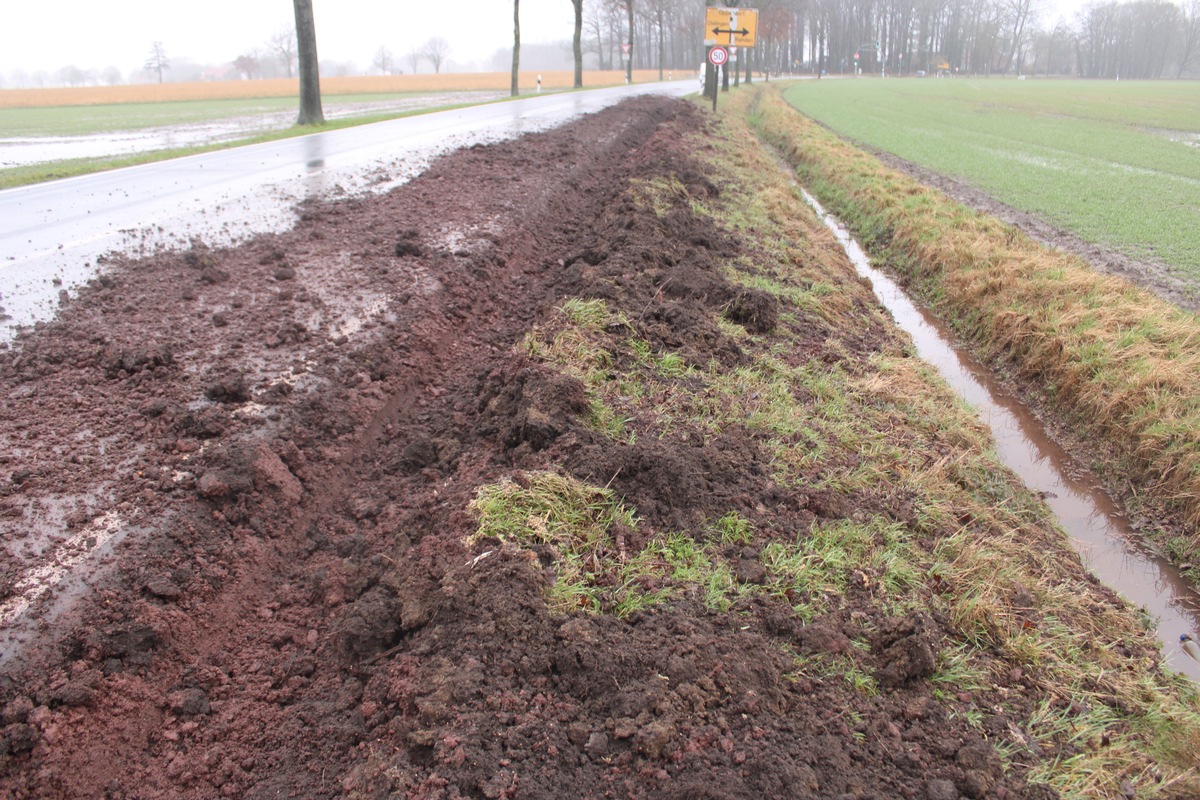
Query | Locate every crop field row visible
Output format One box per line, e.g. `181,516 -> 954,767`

0,71 -> 681,139
782,78 -> 1200,279
0,70 -> 676,110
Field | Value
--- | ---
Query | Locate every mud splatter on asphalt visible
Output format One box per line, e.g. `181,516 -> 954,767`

0,97 -> 1057,798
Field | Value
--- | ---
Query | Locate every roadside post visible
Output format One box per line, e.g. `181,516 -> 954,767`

708,46 -> 728,111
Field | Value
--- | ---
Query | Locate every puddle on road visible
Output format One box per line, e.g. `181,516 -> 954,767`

800,188 -> 1200,682
0,510 -> 132,669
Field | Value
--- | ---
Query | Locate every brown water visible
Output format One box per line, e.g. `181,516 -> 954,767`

801,188 -> 1200,682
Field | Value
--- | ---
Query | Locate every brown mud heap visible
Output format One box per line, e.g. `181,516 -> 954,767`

0,97 -> 1052,799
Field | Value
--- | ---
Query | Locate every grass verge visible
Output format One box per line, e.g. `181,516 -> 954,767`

465,88 -> 1200,798
779,78 -> 1200,278
744,82 -> 1200,559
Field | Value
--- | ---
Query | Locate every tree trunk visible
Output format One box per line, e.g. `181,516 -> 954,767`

626,0 -> 634,84
293,0 -> 324,125
512,0 -> 521,96
572,0 -> 584,88
658,11 -> 665,81
705,0 -> 718,98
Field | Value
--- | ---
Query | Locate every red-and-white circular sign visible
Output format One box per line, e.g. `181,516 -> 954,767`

709,47 -> 729,66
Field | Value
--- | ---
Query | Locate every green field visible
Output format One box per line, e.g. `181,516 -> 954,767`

782,79 -> 1200,279
0,93 -> 449,137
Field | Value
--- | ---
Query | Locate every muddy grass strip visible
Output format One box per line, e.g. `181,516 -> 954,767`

354,98 -> 1200,797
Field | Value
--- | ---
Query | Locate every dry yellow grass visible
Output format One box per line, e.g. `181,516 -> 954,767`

0,70 -> 681,108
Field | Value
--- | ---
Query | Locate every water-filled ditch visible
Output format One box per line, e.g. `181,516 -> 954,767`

799,188 -> 1200,683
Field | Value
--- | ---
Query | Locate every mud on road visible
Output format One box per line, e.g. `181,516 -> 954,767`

0,95 -> 1134,798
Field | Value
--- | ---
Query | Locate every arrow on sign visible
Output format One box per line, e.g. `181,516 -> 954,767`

712,27 -> 750,36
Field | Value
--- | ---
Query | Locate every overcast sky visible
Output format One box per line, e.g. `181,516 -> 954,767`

3,0 -> 1094,78
0,0 -> 579,76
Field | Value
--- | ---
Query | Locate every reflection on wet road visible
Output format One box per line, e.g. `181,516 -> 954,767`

801,188 -> 1200,683
0,92 -> 508,168
0,82 -> 694,340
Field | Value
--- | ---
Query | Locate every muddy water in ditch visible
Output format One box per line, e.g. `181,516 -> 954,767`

800,189 -> 1200,682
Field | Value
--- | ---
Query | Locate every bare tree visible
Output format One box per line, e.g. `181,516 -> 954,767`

293,0 -> 323,125
642,0 -> 671,81
234,53 -> 260,80
406,48 -> 422,74
584,2 -> 613,69
144,41 -> 170,84
57,65 -> 86,87
1179,0 -> 1200,76
101,65 -> 123,85
512,0 -> 521,96
1002,0 -> 1039,73
625,0 -> 635,83
571,0 -> 584,87
270,26 -> 299,78
372,46 -> 394,75
421,37 -> 451,73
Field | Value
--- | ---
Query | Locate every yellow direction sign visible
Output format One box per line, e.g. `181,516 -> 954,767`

704,7 -> 758,48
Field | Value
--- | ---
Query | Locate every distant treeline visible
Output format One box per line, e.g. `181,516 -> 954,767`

4,0 -> 1196,90
586,0 -> 1199,79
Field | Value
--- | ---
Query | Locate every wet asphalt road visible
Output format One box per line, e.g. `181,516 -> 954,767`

0,81 -> 695,340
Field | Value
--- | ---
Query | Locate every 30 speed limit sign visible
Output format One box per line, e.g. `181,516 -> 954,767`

708,46 -> 729,66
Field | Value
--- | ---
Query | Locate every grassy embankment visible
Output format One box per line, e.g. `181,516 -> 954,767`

778,78 -> 1200,281
742,82 -> 1200,568
471,91 -> 1200,796
0,70 -> 679,189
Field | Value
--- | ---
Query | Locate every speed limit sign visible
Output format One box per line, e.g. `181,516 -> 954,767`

708,46 -> 728,66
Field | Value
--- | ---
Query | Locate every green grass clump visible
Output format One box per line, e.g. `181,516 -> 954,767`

762,517 -> 922,622
468,471 -> 636,552
468,471 -> 762,617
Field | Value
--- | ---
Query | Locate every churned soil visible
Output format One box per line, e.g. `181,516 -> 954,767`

1,96 -> 1055,799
